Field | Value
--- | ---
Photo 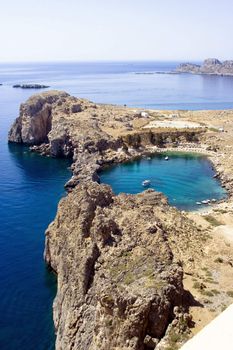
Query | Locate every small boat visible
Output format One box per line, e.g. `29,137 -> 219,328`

211,198 -> 217,202
142,180 -> 151,187
196,202 -> 202,205
201,200 -> 209,204
147,157 -> 151,160
164,156 -> 169,161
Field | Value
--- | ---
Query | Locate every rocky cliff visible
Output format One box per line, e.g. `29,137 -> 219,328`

45,182 -> 200,350
176,58 -> 233,76
9,91 -> 206,350
9,90 -> 203,189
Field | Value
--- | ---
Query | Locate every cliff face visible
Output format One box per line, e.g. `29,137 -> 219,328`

9,90 -> 203,189
176,58 -> 233,76
9,91 -> 206,349
45,182 -> 199,350
8,91 -> 69,144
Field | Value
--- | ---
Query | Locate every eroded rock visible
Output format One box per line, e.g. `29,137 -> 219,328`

44,182 -> 201,349
8,91 -> 206,349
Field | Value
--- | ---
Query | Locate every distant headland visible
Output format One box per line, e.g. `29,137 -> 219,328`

176,58 -> 233,76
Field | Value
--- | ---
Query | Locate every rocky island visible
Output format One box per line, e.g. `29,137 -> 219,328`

8,91 -> 233,349
176,58 -> 233,76
13,83 -> 50,89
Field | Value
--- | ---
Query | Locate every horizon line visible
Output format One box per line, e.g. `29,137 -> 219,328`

0,58 -> 206,64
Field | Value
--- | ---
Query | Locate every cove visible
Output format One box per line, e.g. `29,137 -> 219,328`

100,152 -> 227,211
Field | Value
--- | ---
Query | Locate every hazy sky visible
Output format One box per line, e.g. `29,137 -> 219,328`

1,0 -> 233,62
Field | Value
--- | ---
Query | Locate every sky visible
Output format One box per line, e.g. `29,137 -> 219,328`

0,0 -> 233,62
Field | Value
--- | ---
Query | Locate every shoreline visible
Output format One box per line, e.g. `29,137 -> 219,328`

8,91 -> 233,350
149,144 -> 232,204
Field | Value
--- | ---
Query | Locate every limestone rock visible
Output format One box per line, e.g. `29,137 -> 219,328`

176,58 -> 233,76
8,91 -> 69,144
45,182 -> 199,350
8,91 -> 206,349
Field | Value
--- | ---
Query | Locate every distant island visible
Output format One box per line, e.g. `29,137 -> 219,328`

176,58 -> 233,76
13,84 -> 50,89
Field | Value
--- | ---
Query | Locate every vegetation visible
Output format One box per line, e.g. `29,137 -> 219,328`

221,304 -> 227,312
204,215 -> 222,226
211,289 -> 220,295
214,209 -> 228,214
226,290 -> 233,298
208,127 -> 219,132
166,329 -> 189,350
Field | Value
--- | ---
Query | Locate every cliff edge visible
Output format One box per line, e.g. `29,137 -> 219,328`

9,91 -> 210,350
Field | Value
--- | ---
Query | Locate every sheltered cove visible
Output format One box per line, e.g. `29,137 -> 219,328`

99,152 -> 227,211
8,91 -> 233,350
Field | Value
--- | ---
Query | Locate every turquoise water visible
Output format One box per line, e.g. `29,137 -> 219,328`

100,153 -> 227,211
0,61 -> 232,349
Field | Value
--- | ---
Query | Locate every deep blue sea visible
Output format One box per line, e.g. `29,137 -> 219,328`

0,61 -> 232,350
100,152 -> 226,211
1,61 -> 233,109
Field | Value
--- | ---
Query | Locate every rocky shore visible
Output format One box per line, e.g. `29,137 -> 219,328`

8,91 -> 233,349
176,58 -> 233,76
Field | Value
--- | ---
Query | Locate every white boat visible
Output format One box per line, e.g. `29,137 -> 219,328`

142,180 -> 151,187
196,202 -> 202,205
201,200 -> 209,204
165,156 -> 169,161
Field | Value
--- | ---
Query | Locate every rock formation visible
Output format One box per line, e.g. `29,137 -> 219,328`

176,58 -> 233,76
8,91 -> 68,145
13,83 -> 50,89
45,182 -> 198,350
9,91 -> 206,349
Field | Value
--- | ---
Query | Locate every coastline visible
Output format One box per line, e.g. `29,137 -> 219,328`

8,91 -> 233,350
175,58 -> 233,77
151,145 -> 231,205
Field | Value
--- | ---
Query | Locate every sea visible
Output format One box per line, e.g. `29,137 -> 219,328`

100,152 -> 226,211
0,61 -> 233,350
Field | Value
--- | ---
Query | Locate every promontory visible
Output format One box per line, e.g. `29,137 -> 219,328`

176,58 -> 233,76
8,91 -> 233,350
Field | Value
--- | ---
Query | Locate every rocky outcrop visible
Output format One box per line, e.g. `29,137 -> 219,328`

9,91 -> 206,349
45,182 -> 198,350
176,58 -> 233,76
8,91 -> 69,144
13,84 -> 50,89
8,90 -> 124,152
8,90 -> 203,160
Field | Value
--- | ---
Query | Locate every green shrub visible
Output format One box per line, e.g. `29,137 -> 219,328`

226,290 -> 233,298
204,215 -> 222,226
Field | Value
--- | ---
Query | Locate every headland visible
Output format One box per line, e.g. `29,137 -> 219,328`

8,91 -> 233,350
176,58 -> 233,76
